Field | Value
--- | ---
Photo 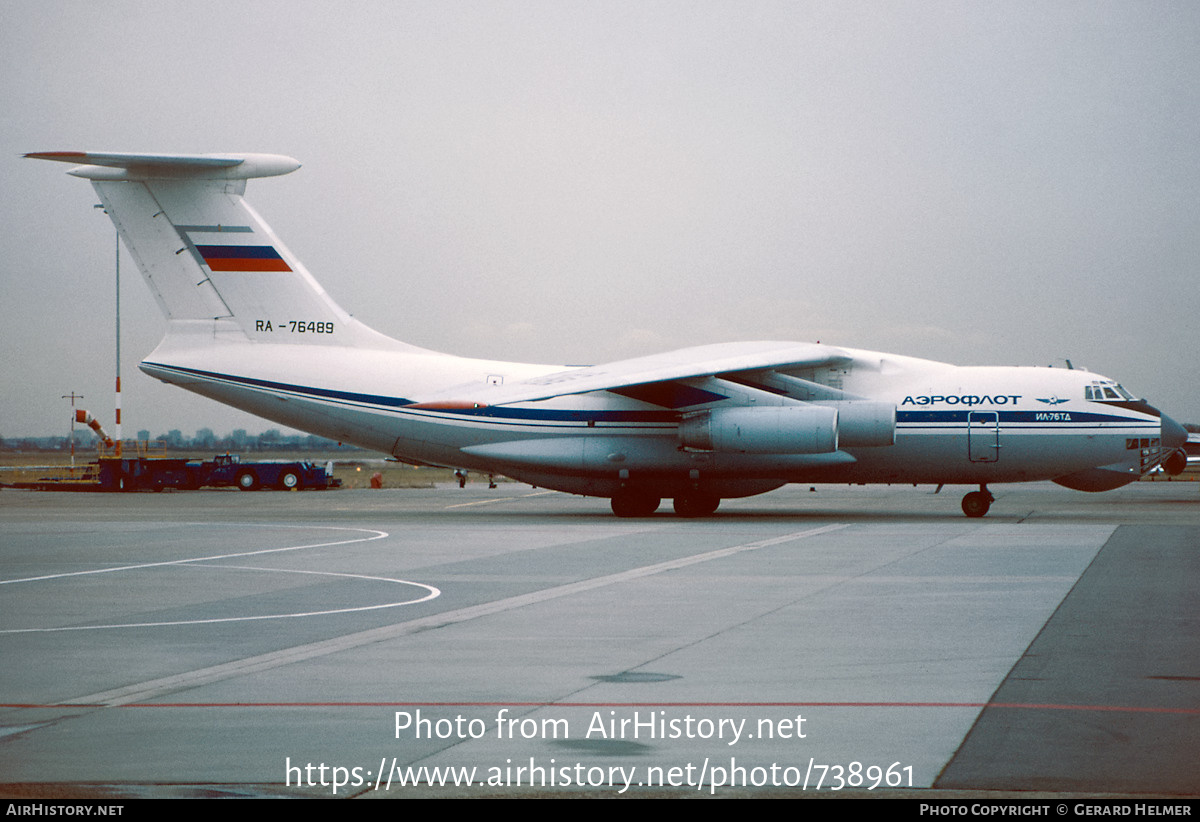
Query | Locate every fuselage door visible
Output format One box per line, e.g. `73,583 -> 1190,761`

968,411 -> 1000,463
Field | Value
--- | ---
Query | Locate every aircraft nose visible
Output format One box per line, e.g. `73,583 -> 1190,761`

1160,411 -> 1188,451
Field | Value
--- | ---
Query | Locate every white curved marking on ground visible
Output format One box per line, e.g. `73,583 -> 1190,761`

0,523 -> 442,633
2,565 -> 441,632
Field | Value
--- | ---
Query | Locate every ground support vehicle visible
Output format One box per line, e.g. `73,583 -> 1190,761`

3,454 -> 337,491
195,454 -> 336,491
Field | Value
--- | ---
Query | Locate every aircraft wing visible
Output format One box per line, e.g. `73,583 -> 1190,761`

414,341 -> 850,408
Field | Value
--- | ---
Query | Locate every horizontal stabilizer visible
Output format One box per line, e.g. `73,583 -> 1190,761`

25,151 -> 300,181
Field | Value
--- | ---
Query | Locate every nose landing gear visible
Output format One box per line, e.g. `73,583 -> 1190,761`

961,485 -> 994,518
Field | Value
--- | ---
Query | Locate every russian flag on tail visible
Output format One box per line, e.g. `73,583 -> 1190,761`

196,245 -> 292,272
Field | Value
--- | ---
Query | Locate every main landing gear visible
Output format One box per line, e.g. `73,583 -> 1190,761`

610,490 -> 723,518
610,491 -> 661,518
961,485 -> 994,518
673,492 -> 721,518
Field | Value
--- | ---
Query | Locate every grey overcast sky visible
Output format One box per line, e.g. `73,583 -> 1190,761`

3,0 -> 1199,439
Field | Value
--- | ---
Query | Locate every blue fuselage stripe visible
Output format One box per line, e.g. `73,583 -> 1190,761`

896,410 -> 1142,424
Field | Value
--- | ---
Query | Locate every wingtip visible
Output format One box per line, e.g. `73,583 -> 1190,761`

24,151 -> 88,161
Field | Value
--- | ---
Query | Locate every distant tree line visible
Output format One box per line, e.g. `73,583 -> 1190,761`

0,428 -> 363,453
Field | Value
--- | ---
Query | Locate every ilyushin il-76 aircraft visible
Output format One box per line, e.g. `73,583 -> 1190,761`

28,151 -> 1189,518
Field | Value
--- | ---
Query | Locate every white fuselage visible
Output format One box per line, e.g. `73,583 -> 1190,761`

140,334 -> 1167,499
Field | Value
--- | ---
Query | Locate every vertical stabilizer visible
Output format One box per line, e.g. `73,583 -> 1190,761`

26,152 -> 413,351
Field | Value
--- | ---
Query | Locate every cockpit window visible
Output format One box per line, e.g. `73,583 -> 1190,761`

1086,381 -> 1137,402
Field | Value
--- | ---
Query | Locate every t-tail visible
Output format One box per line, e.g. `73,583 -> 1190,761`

24,151 -> 412,351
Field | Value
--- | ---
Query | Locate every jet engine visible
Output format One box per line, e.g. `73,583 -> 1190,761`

678,406 -> 839,454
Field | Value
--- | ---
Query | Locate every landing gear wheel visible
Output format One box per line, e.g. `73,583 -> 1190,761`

961,488 -> 993,518
278,471 -> 300,490
236,470 -> 260,491
673,493 -> 720,518
610,491 -> 661,518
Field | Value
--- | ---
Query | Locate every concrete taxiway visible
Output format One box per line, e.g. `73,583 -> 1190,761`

1,481 -> 1197,798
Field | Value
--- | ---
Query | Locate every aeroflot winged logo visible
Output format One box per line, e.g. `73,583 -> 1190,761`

196,245 -> 292,272
1036,396 -> 1070,405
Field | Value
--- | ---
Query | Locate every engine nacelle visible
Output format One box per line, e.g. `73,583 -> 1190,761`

679,406 -> 839,454
820,401 -> 896,447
